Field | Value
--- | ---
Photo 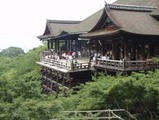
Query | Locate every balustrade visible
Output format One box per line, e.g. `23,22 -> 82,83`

40,57 -> 90,71
96,58 -> 159,71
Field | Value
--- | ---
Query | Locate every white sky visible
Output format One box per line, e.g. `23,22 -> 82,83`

0,0 -> 116,52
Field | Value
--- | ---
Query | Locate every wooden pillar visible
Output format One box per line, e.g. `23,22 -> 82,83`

68,40 -> 70,51
65,40 -> 68,52
75,39 -> 78,51
50,74 -> 53,91
55,40 -> 57,52
67,73 -> 72,89
62,73 -> 65,87
56,40 -> 59,53
95,40 -> 97,52
50,39 -> 53,49
135,43 -> 138,60
141,43 -> 144,60
147,45 -> 150,59
56,71 -> 59,93
47,40 -> 50,49
124,39 -> 128,60
149,45 -> 154,57
112,40 -> 115,60
102,40 -> 105,55
89,40 -> 91,62
70,40 -> 73,51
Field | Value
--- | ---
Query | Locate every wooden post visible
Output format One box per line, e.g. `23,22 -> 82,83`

50,70 -> 53,91
75,39 -> 78,51
68,40 -> 70,51
57,40 -> 60,53
67,73 -> 72,89
65,39 -> 68,52
62,73 -> 66,94
95,40 -> 97,52
70,59 -> 74,71
124,39 -> 128,61
56,71 -> 59,93
70,40 -> 73,51
55,39 -> 57,52
141,43 -> 144,60
47,40 -> 50,49
112,40 -> 115,60
62,73 -> 65,86
147,45 -> 150,59
51,39 -> 53,49
102,40 -> 105,55
89,40 -> 91,57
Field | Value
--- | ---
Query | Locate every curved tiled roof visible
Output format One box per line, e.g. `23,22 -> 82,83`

38,0 -> 159,40
114,0 -> 159,16
38,20 -> 81,39
109,9 -> 159,35
46,20 -> 81,36
114,0 -> 159,7
80,25 -> 120,38
38,9 -> 105,39
81,3 -> 159,38
71,9 -> 104,33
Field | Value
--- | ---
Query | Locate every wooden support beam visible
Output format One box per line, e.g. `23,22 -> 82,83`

112,40 -> 115,60
57,40 -> 60,53
56,71 -> 59,93
62,73 -> 65,87
75,39 -> 78,51
68,39 -> 70,51
66,73 -> 72,89
55,40 -> 57,52
65,40 -> 68,52
70,40 -> 73,51
51,39 -> 53,49
43,76 -> 69,89
47,40 -> 50,49
124,40 -> 128,60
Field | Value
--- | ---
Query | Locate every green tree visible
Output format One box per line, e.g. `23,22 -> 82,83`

0,46 -> 24,57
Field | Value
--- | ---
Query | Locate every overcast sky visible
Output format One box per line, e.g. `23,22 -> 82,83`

0,0 -> 116,52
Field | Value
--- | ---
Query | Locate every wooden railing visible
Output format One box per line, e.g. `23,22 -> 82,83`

126,60 -> 158,70
96,58 -> 159,71
40,57 -> 90,71
97,58 -> 124,68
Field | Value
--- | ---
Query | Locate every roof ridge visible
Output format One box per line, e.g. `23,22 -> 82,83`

47,19 -> 81,24
107,3 -> 157,12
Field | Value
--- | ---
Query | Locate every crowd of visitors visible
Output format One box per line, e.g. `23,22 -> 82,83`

41,49 -> 113,65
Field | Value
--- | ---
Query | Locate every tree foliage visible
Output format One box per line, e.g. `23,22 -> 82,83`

0,46 -> 24,57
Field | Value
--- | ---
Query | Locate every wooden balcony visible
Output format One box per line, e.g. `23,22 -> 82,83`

36,56 -> 90,73
37,53 -> 159,74
94,58 -> 159,72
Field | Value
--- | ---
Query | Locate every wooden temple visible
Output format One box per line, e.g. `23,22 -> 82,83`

37,0 -> 159,93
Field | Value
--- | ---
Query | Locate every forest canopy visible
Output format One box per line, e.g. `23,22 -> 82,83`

0,46 -> 25,57
0,45 -> 159,120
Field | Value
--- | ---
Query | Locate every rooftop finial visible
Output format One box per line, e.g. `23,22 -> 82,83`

104,1 -> 110,11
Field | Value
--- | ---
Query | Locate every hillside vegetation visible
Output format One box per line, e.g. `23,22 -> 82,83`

0,46 -> 159,120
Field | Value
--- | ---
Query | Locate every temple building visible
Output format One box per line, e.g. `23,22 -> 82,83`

37,0 -> 159,93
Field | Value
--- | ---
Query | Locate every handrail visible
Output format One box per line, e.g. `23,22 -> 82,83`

40,57 -> 71,70
40,57 -> 90,71
96,58 -> 124,69
96,58 -> 158,70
